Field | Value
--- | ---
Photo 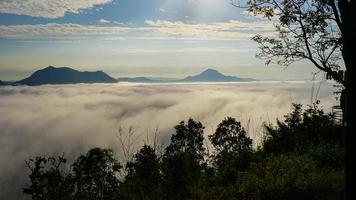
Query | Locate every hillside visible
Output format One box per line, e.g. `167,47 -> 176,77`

117,69 -> 256,83
18,66 -> 117,86
179,69 -> 255,82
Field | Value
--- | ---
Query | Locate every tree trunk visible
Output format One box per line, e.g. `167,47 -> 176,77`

344,55 -> 355,200
338,0 -> 355,199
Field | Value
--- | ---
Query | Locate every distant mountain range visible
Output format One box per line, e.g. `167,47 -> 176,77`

17,66 -> 117,86
0,66 -> 256,86
117,77 -> 164,83
118,69 -> 256,83
178,69 -> 255,82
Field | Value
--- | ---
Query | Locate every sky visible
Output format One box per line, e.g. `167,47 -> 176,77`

0,0 -> 319,81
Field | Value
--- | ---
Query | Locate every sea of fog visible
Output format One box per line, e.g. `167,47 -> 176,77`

0,81 -> 338,199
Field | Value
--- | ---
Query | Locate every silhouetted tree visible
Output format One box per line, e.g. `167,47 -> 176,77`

263,103 -> 343,154
23,111 -> 346,200
162,118 -> 205,200
124,145 -> 161,200
71,148 -> 122,200
210,117 -> 252,154
165,118 -> 205,159
235,0 -> 355,195
209,117 -> 253,185
23,155 -> 73,200
237,154 -> 345,200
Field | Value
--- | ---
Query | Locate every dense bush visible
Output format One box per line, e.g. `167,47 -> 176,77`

236,154 -> 344,200
23,148 -> 122,200
262,103 -> 344,154
24,104 -> 345,200
123,145 -> 160,200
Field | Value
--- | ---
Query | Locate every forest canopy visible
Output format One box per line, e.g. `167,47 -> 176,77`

23,103 -> 345,200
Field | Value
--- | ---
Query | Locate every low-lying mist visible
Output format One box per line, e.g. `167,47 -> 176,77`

0,81 -> 337,199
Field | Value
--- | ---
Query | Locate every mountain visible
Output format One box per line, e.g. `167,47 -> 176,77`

0,80 -> 17,86
179,69 -> 255,82
15,67 -> 255,85
117,69 -> 256,83
17,66 -> 117,86
117,77 -> 162,83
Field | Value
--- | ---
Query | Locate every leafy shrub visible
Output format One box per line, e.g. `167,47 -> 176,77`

236,154 -> 345,200
263,103 -> 344,154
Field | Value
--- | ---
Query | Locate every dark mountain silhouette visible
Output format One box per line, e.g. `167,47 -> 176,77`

117,69 -> 255,83
15,67 -> 255,85
117,77 -> 163,83
0,80 -> 17,86
17,66 -> 117,86
179,69 -> 253,82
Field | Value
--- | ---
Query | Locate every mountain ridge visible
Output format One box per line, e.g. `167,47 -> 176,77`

17,66 -> 117,86
118,68 -> 256,83
2,66 -> 256,86
179,68 -> 253,82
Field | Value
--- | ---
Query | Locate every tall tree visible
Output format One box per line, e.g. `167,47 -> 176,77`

124,145 -> 161,200
209,117 -> 253,185
162,118 -> 206,199
235,0 -> 355,197
72,148 -> 122,200
165,118 -> 205,159
209,117 -> 252,154
23,155 -> 73,200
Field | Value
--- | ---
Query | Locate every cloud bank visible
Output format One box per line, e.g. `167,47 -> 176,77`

0,0 -> 112,18
0,20 -> 274,40
0,82 -> 337,199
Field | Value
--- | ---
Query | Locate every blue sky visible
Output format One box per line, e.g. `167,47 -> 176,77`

0,0 -> 317,80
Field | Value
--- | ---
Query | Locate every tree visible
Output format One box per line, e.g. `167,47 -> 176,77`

71,148 -> 122,200
165,118 -> 205,159
124,145 -> 161,200
209,117 -> 253,185
161,118 -> 206,199
263,103 -> 344,154
23,155 -> 73,200
210,117 -> 252,154
234,0 -> 355,197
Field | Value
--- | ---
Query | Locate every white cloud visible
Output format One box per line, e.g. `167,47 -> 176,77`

0,0 -> 112,18
0,23 -> 127,38
97,18 -> 111,23
122,46 -> 255,54
0,82 -> 336,199
144,20 -> 274,32
0,20 -> 275,40
143,20 -> 274,40
113,21 -> 126,26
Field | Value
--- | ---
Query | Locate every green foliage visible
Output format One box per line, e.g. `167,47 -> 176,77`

209,117 -> 252,153
247,0 -> 345,85
162,118 -> 206,200
71,148 -> 122,200
263,103 -> 344,154
23,155 -> 73,200
124,145 -> 161,200
307,143 -> 345,168
209,117 -> 253,185
161,151 -> 204,200
236,154 -> 344,200
165,118 -> 205,159
23,105 -> 345,200
24,148 -> 122,200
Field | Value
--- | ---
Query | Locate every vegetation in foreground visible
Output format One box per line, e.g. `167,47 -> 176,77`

23,103 -> 345,200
